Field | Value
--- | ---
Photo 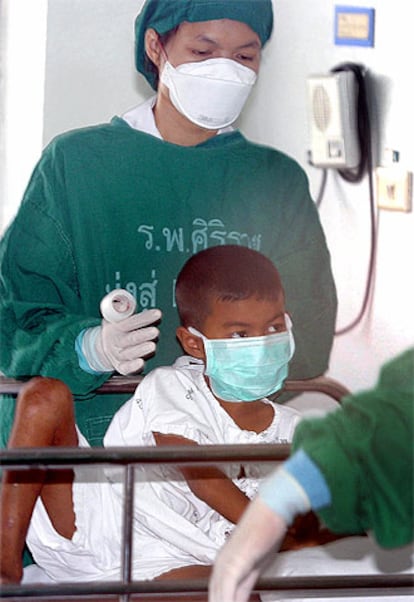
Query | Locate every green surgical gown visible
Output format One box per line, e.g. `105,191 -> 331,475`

0,120 -> 337,445
293,348 -> 414,548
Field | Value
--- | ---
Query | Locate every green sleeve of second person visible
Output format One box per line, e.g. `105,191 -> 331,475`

291,348 -> 414,548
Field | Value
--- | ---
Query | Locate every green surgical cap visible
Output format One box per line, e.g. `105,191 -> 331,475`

135,0 -> 274,89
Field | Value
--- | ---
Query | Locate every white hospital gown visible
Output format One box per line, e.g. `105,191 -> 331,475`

26,356 -> 301,582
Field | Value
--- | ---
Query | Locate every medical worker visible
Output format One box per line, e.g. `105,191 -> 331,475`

209,347 -> 414,602
0,0 -> 337,449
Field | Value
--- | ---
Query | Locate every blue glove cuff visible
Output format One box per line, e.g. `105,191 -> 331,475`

283,449 -> 332,510
258,450 -> 332,524
75,327 -> 112,374
259,466 -> 311,525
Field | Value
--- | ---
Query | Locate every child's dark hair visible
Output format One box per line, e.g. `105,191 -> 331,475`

175,245 -> 284,329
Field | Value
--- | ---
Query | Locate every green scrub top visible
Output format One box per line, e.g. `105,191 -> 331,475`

0,119 -> 337,445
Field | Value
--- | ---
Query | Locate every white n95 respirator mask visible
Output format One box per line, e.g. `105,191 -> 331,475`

160,57 -> 257,130
189,315 -> 295,402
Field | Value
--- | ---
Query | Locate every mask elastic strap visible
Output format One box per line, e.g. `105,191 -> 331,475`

188,326 -> 207,341
284,313 -> 295,357
160,47 -> 169,65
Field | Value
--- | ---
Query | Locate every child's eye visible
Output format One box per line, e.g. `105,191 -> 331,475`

230,331 -> 248,339
268,324 -> 286,334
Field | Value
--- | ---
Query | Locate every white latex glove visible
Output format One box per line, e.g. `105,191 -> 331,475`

82,309 -> 161,375
208,497 -> 287,602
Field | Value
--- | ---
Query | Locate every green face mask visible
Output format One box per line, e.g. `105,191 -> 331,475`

189,315 -> 295,402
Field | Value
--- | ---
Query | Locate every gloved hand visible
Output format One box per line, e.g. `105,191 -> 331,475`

80,309 -> 161,375
208,497 -> 287,602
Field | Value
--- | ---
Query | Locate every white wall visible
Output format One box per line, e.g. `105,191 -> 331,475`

42,0 -> 151,144
0,0 -> 48,231
239,0 -> 413,393
2,0 -> 413,395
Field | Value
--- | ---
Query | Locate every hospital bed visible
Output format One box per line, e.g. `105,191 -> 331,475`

0,374 -> 413,601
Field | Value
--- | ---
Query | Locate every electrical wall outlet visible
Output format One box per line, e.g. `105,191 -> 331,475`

376,167 -> 412,212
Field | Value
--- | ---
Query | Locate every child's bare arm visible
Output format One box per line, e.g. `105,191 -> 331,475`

153,432 -> 250,524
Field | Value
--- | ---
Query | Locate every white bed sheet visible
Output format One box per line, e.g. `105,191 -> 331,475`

23,536 -> 413,601
260,535 -> 414,601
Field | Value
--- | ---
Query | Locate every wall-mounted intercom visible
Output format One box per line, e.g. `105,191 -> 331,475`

307,70 -> 360,169
307,63 -> 376,337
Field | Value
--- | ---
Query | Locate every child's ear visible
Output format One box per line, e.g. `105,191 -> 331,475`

176,326 -> 205,360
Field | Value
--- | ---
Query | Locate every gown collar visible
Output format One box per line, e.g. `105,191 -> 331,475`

122,95 -> 234,140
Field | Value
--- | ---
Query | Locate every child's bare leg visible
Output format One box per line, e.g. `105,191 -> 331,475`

0,377 -> 77,583
154,565 -> 261,601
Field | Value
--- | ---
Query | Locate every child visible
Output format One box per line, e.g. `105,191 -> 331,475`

210,347 -> 414,602
1,245 -> 304,586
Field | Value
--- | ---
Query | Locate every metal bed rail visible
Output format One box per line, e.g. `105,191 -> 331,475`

1,374 -> 412,599
1,444 -> 413,600
0,373 -> 351,401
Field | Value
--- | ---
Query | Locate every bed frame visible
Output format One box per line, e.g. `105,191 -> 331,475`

1,374 -> 413,600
